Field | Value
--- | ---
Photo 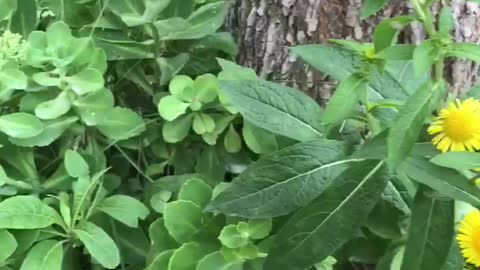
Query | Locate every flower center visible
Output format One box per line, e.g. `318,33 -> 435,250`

444,110 -> 480,142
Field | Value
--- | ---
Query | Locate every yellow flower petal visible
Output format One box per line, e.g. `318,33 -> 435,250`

458,210 -> 480,267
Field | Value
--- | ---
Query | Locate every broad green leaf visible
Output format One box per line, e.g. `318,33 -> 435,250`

0,69 -> 28,90
10,0 -> 37,37
399,156 -> 480,207
163,114 -> 193,143
170,75 -> 194,99
97,195 -> 150,228
35,92 -> 71,120
20,240 -> 63,270
220,80 -> 323,142
193,74 -> 219,103
64,150 -> 89,178
97,107 -> 146,140
413,40 -> 436,76
292,45 -> 409,100
373,16 -> 414,52
73,88 -> 114,126
219,224 -> 249,248
217,58 -> 257,81
265,161 -> 388,270
168,242 -> 214,270
65,69 -> 105,95
46,21 -> 71,53
73,222 -> 120,269
441,241 -> 464,270
149,218 -> 178,257
400,187 -> 454,270
323,74 -> 367,125
314,257 -> 337,270
95,37 -> 154,60
208,140 -> 359,219
0,229 -> 17,263
439,6 -> 454,36
0,196 -> 61,229
224,125 -> 241,153
158,53 -> 190,86
387,83 -> 433,169
159,2 -> 226,40
447,42 -> 480,62
31,72 -> 61,87
164,200 -> 204,243
196,251 -> 243,270
431,152 -> 480,170
0,0 -> 16,21
193,113 -> 215,134
107,0 -> 145,26
376,45 -> 415,60
147,249 -> 175,270
178,178 -> 212,209
0,113 -> 44,139
10,116 -> 78,147
244,219 -> 272,240
158,96 -> 190,121
361,0 -> 388,18
143,0 -> 172,22
242,121 -> 277,154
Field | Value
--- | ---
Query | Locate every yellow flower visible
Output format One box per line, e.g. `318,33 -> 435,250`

458,210 -> 480,266
428,98 -> 480,152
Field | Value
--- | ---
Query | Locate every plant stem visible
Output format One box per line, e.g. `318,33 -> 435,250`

148,23 -> 162,90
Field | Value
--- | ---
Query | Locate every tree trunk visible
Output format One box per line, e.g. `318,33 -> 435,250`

226,0 -> 480,102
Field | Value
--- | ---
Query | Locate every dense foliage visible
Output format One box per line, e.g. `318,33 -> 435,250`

1,0 -> 480,270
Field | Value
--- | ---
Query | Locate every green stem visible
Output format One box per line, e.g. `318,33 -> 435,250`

5,178 -> 33,190
148,23 -> 162,90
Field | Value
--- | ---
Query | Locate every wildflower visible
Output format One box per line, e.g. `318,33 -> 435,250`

458,210 -> 480,266
428,98 -> 480,152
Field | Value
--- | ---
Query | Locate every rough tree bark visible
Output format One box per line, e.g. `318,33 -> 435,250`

226,0 -> 480,102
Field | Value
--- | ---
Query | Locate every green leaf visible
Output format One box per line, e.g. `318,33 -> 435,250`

291,45 -> 409,100
31,72 -> 61,87
0,229 -> 17,263
441,241 -> 464,270
224,125 -> 241,153
245,219 -> 272,240
158,53 -> 190,86
97,107 -> 146,140
170,75 -> 195,100
387,83 -> 433,169
196,251 -> 243,270
430,152 -> 480,170
65,69 -> 105,95
413,40 -> 436,76
97,195 -> 150,228
399,156 -> 480,207
242,121 -> 277,154
0,196 -> 61,229
219,224 -> 249,248
323,74 -> 367,125
35,92 -> 71,120
10,0 -> 37,37
158,96 -> 190,121
73,222 -> 120,269
20,240 -> 63,270
193,74 -> 219,103
163,114 -> 193,143
220,80 -> 323,142
208,140 -> 358,219
168,242 -> 214,270
400,187 -> 454,270
149,218 -> 178,256
147,249 -> 175,270
376,45 -> 415,60
64,150 -> 89,178
0,113 -> 44,139
265,161 -> 388,270
107,0 -> 145,26
0,0 -> 16,21
46,21 -> 71,53
0,69 -> 28,90
373,16 -> 414,52
143,0 -> 172,22
314,257 -> 337,270
193,113 -> 216,135
158,2 -> 226,40
439,6 -> 454,36
446,42 -> 480,62
178,178 -> 212,209
73,88 -> 114,126
164,200 -> 204,243
9,116 -> 78,147
361,0 -> 388,19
